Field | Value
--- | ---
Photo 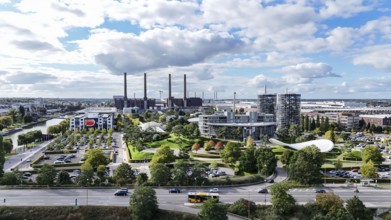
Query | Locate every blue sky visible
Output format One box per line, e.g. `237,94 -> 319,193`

0,0 -> 390,99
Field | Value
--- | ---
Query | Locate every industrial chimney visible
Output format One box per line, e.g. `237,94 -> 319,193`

124,72 -> 128,109
143,73 -> 148,110
168,74 -> 172,108
183,74 -> 187,108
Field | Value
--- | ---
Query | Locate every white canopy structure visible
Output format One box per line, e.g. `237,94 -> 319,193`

269,138 -> 334,152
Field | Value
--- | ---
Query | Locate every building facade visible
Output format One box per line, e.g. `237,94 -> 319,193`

70,107 -> 115,130
276,93 -> 301,130
257,94 -> 277,115
360,115 -> 391,127
198,112 -> 276,140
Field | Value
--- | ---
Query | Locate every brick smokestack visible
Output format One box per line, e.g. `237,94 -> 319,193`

184,74 -> 187,108
168,74 -> 172,107
124,72 -> 128,108
143,73 -> 147,109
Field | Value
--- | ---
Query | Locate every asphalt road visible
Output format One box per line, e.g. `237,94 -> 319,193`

0,187 -> 390,208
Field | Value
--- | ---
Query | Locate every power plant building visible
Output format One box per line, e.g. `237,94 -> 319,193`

114,73 -> 202,110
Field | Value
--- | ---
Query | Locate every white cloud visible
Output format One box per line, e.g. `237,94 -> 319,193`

280,63 -> 341,84
76,27 -> 244,74
353,44 -> 391,71
319,0 -> 373,18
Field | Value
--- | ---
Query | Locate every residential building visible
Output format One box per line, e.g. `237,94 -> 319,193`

276,93 -> 301,130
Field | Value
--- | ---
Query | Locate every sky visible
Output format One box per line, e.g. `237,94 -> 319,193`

0,0 -> 390,100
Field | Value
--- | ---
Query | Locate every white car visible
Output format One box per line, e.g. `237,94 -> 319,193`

209,188 -> 219,193
54,160 -> 65,164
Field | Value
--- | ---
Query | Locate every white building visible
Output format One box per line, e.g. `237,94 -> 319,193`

70,107 -> 116,130
198,112 -> 276,140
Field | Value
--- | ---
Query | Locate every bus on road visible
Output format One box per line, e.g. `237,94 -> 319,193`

187,192 -> 219,203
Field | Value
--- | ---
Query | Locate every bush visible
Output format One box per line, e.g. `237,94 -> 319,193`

190,152 -> 221,158
32,163 -> 83,168
44,150 -> 77,155
209,175 -> 263,186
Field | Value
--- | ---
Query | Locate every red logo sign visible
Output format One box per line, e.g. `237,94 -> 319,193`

84,119 -> 96,127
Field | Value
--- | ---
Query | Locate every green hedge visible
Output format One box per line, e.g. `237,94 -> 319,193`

208,174 -> 263,186
44,150 -> 77,155
31,155 -> 44,165
190,152 -> 221,158
32,162 -> 83,168
0,206 -> 197,220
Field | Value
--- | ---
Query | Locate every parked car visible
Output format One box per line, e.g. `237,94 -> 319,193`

315,189 -> 326,193
168,188 -> 181,193
54,160 -> 65,164
266,179 -> 274,183
114,189 -> 128,196
258,188 -> 268,194
64,159 -> 72,163
209,188 -> 219,193
23,172 -> 32,177
43,155 -> 50,160
217,171 -> 226,176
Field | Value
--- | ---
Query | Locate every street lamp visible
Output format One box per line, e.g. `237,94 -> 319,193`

264,180 -> 267,206
86,178 -> 89,206
248,190 -> 251,219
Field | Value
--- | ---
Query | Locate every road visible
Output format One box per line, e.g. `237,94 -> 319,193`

0,187 -> 390,209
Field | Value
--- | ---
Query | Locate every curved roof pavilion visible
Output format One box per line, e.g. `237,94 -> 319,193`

269,138 -> 334,153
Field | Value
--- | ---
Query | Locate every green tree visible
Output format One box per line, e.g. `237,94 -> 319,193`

6,109 -> 18,124
84,148 -> 108,169
150,163 -> 171,185
77,162 -> 94,186
362,145 -> 383,164
129,186 -> 158,220
199,199 -> 227,220
325,127 -> 336,143
361,160 -> 377,178
228,199 -> 256,217
190,163 -> 209,186
270,183 -> 296,215
36,164 -> 57,186
346,196 -> 372,220
239,147 -> 257,173
315,192 -> 344,214
136,173 -> 148,186
288,124 -> 300,143
172,159 -> 189,186
150,145 -> 175,166
56,170 -> 72,185
246,136 -> 254,147
0,172 -> 18,185
335,159 -> 343,170
280,149 -> 294,167
255,147 -> 277,176
288,145 -> 324,184
312,208 -> 353,220
0,136 -> 6,177
113,163 -> 135,184
220,142 -> 241,165
97,164 -> 106,179
204,142 -> 212,151
171,124 -> 184,136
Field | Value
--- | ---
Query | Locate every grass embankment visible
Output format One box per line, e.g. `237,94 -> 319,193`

0,206 -> 197,220
127,144 -> 154,161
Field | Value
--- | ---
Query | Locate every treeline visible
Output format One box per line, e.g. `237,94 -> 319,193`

17,130 -> 43,147
47,119 -> 69,134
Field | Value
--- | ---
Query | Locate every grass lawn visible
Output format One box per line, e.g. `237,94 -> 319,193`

127,143 -> 154,160
146,134 -> 205,149
271,145 -> 291,153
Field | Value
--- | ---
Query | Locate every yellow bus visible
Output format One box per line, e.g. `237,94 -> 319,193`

187,192 -> 219,203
